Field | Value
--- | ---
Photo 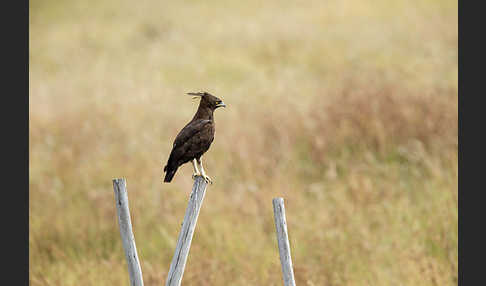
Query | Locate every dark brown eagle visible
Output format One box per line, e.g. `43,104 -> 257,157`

163,92 -> 226,183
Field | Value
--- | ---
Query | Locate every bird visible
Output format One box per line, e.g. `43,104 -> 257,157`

163,92 -> 226,184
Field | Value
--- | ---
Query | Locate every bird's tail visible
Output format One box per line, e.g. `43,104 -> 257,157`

163,165 -> 178,183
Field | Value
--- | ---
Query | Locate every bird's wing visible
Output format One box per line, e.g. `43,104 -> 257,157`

172,119 -> 212,149
164,119 -> 212,170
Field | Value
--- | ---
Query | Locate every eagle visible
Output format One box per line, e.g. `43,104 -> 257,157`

163,92 -> 226,184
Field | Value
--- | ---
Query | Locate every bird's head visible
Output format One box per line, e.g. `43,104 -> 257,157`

188,91 -> 226,110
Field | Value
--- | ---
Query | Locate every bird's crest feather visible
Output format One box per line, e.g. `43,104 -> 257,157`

187,92 -> 209,99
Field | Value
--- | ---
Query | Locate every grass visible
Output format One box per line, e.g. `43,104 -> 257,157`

30,0 -> 457,285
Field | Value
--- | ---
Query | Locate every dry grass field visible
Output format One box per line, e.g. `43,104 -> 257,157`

29,0 -> 457,285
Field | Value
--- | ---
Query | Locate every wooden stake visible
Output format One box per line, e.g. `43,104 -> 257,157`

273,198 -> 296,286
113,178 -> 144,286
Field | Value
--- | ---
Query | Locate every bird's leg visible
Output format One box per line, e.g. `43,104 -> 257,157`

197,158 -> 213,184
192,158 -> 201,180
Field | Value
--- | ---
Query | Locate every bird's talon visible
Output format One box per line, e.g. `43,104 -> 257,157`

192,173 -> 201,180
203,176 -> 213,184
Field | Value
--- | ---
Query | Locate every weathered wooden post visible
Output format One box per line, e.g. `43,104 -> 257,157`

113,178 -> 144,286
272,197 -> 296,286
165,176 -> 209,286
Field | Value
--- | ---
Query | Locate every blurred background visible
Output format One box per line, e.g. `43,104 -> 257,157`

29,0 -> 457,285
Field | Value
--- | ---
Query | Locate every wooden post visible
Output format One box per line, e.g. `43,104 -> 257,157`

272,198 -> 296,286
165,176 -> 209,286
113,178 -> 144,286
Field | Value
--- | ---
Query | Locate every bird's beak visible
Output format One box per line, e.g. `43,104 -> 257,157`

216,101 -> 226,108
